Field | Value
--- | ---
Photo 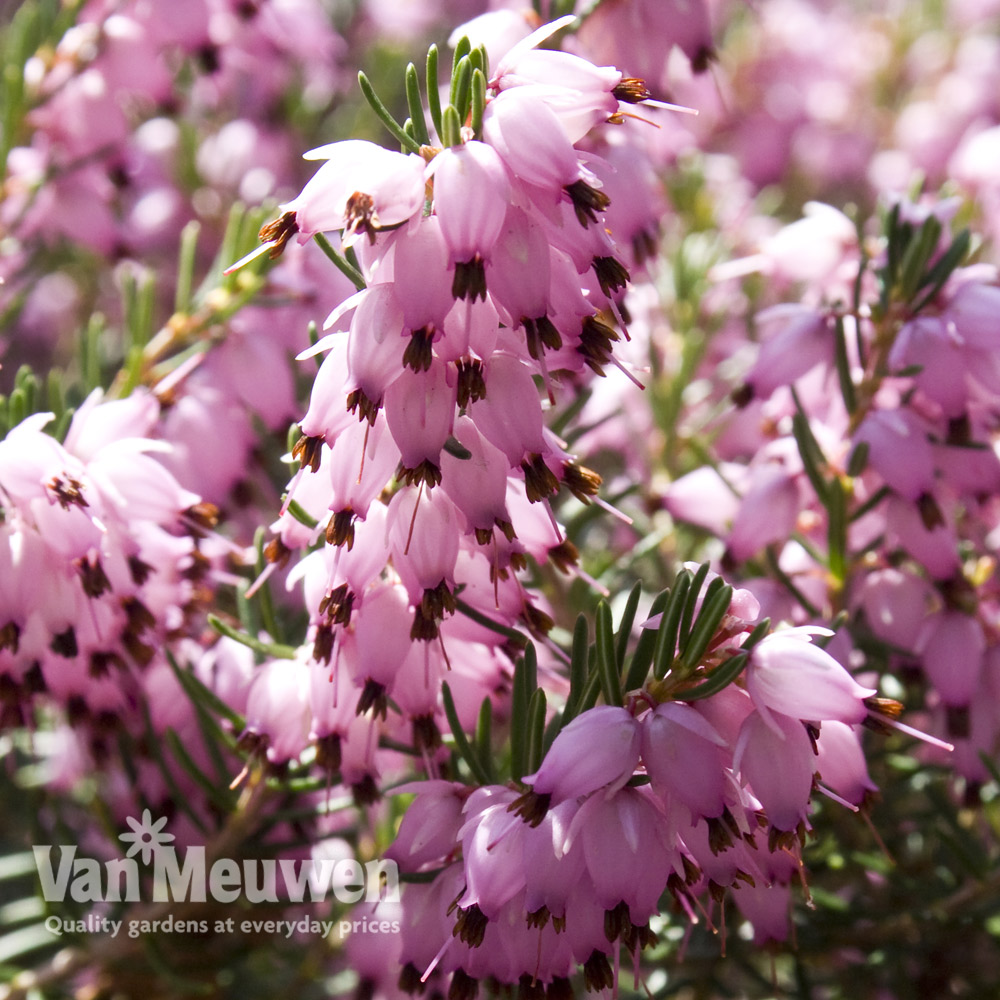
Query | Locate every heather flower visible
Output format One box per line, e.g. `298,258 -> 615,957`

746,629 -> 877,733
429,141 -> 510,300
854,410 -> 937,502
642,701 -> 730,820
385,780 -> 468,871
516,705 -> 641,817
565,784 -> 678,920
734,709 -> 815,832
261,139 -> 426,255
814,721 -> 879,806
243,657 -> 313,764
918,610 -> 985,713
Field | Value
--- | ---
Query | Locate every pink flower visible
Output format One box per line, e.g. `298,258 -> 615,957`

740,304 -> 832,402
746,629 -> 876,732
641,702 -> 730,820
430,140 -> 510,269
566,785 -> 677,919
814,721 -> 878,806
918,610 -> 985,708
735,709 -> 815,832
385,780 -> 468,871
522,705 -> 641,805
280,140 -> 426,247
854,410 -> 937,501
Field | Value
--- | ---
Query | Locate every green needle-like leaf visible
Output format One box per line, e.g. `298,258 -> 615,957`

404,62 -> 430,146
680,582 -> 733,670
595,601 -> 623,707
357,71 -> 422,153
442,681 -> 491,785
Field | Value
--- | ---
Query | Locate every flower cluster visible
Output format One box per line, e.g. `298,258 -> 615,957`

385,586 -> 887,994
239,16 -> 666,756
0,390 -> 217,732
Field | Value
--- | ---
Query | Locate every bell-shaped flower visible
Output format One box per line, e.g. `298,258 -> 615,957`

386,485 -> 460,602
87,439 -> 200,524
520,799 -> 587,921
430,141 -> 510,266
326,413 -> 399,529
726,465 -> 801,560
746,629 -> 876,733
567,785 -> 677,921
814,721 -> 878,806
439,415 -> 511,539
383,358 -> 456,481
469,354 -> 546,466
344,283 -> 407,422
853,409 -> 936,501
522,705 -> 640,804
387,216 -> 454,330
854,567 -> 934,653
385,780 -> 468,872
485,205 -> 552,327
483,86 -> 581,192
889,315 -> 970,416
457,786 -> 528,920
734,709 -> 814,832
63,388 -> 159,461
243,657 -> 312,763
642,702 -> 730,820
918,610 -> 985,708
740,304 -> 831,401
283,139 -> 426,245
351,580 -> 414,699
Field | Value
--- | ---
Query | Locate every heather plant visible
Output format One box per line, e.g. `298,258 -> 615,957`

2,2 -> 1000,1000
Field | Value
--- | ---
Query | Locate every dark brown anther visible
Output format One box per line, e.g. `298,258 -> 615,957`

577,315 -> 620,375
565,179 -> 611,228
452,256 -> 488,302
612,77 -> 653,104
264,536 -> 292,567
326,508 -> 356,549
506,788 -> 551,827
0,622 -> 21,654
452,905 -> 489,948
345,191 -> 378,244
258,210 -> 299,260
315,732 -> 342,773
50,626 -> 79,658
48,475 -> 88,510
403,325 -> 436,372
582,950 -> 614,992
398,459 -> 443,489
355,679 -> 389,721
520,454 -> 560,502
352,774 -> 382,806
548,539 -> 579,574
456,358 -> 487,407
77,556 -> 112,598
523,315 -> 562,360
591,256 -> 630,298
561,460 -> 602,502
412,713 -> 442,751
448,970 -> 479,1000
292,434 -> 324,473
128,555 -> 154,586
184,501 -> 219,533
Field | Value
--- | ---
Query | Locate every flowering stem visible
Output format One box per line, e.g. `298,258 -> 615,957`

312,233 -> 366,290
207,614 -> 298,660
